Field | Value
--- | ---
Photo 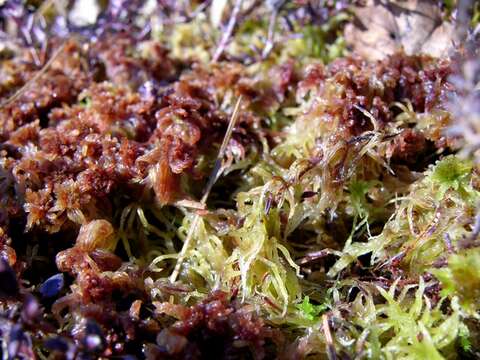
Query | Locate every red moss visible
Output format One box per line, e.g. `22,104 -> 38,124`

0,227 -> 16,266
390,129 -> 427,164
0,40 -> 91,138
152,291 -> 284,359
299,52 -> 453,137
56,220 -> 138,304
0,52 -> 272,232
91,33 -> 179,88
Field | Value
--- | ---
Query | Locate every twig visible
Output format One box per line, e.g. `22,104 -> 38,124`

261,0 -> 287,59
322,314 -> 337,360
298,249 -> 337,265
0,41 -> 67,109
189,0 -> 212,20
470,209 -> 480,241
239,0 -> 262,21
212,0 -> 244,62
169,95 -> 243,283
262,9 -> 278,59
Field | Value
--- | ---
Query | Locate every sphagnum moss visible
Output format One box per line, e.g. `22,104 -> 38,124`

0,1 -> 479,359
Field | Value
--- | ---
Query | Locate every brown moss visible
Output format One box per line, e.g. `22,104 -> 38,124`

299,52 -> 453,138
151,291 -> 284,359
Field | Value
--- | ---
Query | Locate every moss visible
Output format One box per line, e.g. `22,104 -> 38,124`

1,1 -> 479,359
296,296 -> 327,321
331,156 -> 479,277
431,156 -> 474,200
432,248 -> 480,315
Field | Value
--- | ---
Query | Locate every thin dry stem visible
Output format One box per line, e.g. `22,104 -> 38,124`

0,41 -> 67,109
212,0 -> 244,62
169,95 -> 243,283
323,314 -> 337,360
261,7 -> 279,59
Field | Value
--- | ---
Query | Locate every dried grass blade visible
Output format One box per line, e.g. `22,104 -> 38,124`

170,95 -> 243,283
0,41 -> 67,109
212,0 -> 243,62
323,314 -> 337,360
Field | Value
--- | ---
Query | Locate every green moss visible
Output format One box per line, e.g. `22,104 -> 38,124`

299,14 -> 349,61
432,248 -> 480,315
296,296 -> 327,321
458,323 -> 472,352
348,179 -> 380,219
374,280 -> 458,359
431,156 -> 473,200
330,156 -> 479,277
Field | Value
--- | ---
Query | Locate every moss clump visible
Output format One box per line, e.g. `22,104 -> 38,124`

1,1 -> 479,359
432,248 -> 480,315
331,156 -> 479,277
